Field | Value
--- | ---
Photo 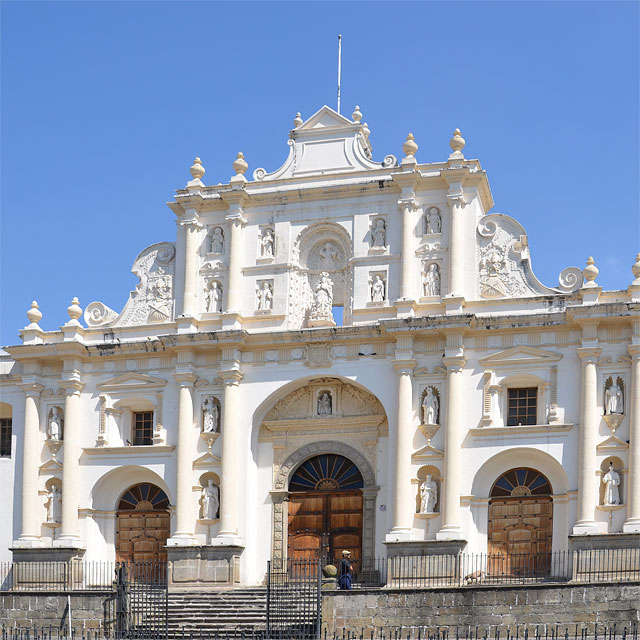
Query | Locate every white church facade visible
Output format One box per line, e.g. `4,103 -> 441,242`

1,106 -> 639,586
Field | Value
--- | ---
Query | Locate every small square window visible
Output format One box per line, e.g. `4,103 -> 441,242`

506,388 -> 537,426
133,411 -> 153,446
0,419 -> 12,457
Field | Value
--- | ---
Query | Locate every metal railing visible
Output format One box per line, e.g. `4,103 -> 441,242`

0,561 -> 115,591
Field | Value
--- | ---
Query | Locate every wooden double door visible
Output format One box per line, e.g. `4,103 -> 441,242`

116,510 -> 170,564
288,490 -> 363,564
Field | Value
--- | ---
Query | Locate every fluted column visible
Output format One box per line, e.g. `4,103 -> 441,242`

624,345 -> 640,532
56,378 -> 84,547
168,372 -> 197,544
181,219 -> 201,317
437,355 -> 466,540
573,347 -> 602,534
218,370 -> 244,540
398,198 -> 417,300
16,382 -> 44,546
225,213 -> 247,314
388,364 -> 415,538
447,191 -> 466,297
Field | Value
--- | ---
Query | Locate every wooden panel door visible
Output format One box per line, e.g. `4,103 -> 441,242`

288,494 -> 326,560
116,510 -> 170,564
488,497 -> 552,576
328,492 -> 363,565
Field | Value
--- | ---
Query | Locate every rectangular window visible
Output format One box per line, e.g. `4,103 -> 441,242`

0,419 -> 12,457
506,388 -> 537,426
133,411 -> 153,446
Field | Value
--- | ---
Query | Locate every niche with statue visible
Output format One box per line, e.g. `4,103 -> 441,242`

603,376 -> 625,433
198,473 -> 220,522
415,465 -> 441,516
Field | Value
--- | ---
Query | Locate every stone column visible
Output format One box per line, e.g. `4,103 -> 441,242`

168,372 -> 197,544
573,347 -> 602,534
181,219 -> 201,317
398,198 -> 417,300
388,363 -> 415,539
624,344 -> 640,532
437,354 -> 466,540
225,213 -> 247,314
56,378 -> 84,547
446,190 -> 466,297
16,382 -> 44,546
217,369 -> 244,541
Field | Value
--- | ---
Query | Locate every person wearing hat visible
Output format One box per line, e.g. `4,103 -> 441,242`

338,550 -> 353,590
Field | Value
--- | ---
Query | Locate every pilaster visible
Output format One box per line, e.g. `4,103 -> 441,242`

624,331 -> 640,532
179,210 -> 203,323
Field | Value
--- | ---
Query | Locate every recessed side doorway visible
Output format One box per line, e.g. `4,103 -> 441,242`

287,454 -> 364,565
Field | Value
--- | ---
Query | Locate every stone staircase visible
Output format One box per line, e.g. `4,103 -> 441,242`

168,587 -> 267,637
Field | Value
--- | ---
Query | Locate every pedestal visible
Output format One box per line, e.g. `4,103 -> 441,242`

11,547 -> 86,589
568,533 -> 640,581
166,544 -> 244,589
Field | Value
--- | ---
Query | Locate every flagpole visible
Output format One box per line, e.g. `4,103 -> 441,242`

337,34 -> 342,114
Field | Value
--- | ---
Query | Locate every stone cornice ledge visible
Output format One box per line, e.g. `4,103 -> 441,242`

469,423 -> 574,437
83,445 -> 175,456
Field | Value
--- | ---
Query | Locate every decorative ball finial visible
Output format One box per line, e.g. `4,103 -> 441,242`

67,297 -> 83,322
190,157 -> 205,181
233,152 -> 248,176
362,122 -> 370,138
631,252 -> 640,285
402,133 -> 418,158
26,300 -> 42,326
450,128 -> 465,154
583,256 -> 599,286
293,112 -> 303,128
352,106 -> 362,123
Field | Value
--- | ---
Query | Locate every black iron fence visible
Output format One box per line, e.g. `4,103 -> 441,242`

1,624 -> 637,640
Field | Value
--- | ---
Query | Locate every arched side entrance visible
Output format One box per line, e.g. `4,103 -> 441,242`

288,454 -> 364,563
116,483 -> 170,563
488,468 -> 552,576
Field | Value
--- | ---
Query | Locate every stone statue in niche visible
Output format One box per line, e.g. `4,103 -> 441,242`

423,263 -> 441,297
147,268 -> 173,322
317,392 -> 332,416
420,475 -> 438,514
371,219 -> 386,248
319,242 -> 339,267
202,397 -> 219,433
260,228 -> 275,258
48,406 -> 63,440
426,208 -> 441,234
310,272 -> 334,320
422,387 -> 439,425
47,485 -> 62,523
602,462 -> 621,505
257,281 -> 273,311
200,479 -> 219,520
604,381 -> 624,415
210,227 -> 224,254
370,275 -> 385,302
206,282 -> 223,313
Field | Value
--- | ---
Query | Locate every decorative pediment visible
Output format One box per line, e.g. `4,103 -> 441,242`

411,443 -> 444,462
479,346 -> 562,367
97,372 -> 168,392
39,458 -> 63,473
596,434 -> 629,454
193,451 -> 222,469
296,106 -> 354,131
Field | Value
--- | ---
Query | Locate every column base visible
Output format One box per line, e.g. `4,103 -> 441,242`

385,529 -> 414,543
11,537 -> 43,549
166,544 -> 244,588
11,546 -> 85,563
444,295 -> 465,314
395,299 -> 416,318
221,312 -> 242,330
166,534 -> 197,547
176,315 -> 198,333
211,534 -> 245,547
623,519 -> 640,533
436,526 -> 466,541
53,536 -> 84,549
572,521 -> 608,535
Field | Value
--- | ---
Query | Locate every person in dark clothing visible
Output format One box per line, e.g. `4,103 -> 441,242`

338,549 -> 353,590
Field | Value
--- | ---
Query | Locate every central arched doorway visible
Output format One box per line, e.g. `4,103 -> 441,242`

288,454 -> 364,564
116,483 -> 170,563
488,467 -> 553,576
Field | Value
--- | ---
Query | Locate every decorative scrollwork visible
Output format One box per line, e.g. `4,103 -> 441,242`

382,154 -> 397,168
156,244 -> 175,263
477,219 -> 498,238
84,302 -> 118,327
558,267 -> 583,293
253,168 -> 267,181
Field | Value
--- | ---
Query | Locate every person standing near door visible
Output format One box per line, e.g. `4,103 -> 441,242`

338,550 -> 353,590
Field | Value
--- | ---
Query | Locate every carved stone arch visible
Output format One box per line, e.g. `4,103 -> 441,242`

288,222 -> 354,328
272,440 -> 378,569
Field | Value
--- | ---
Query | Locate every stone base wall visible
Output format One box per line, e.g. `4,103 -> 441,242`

0,592 -> 113,630
322,583 -> 640,633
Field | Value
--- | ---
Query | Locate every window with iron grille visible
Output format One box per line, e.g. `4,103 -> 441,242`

0,419 -> 12,457
133,411 -> 153,446
506,388 -> 537,426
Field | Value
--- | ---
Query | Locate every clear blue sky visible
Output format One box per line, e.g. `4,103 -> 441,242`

1,1 -> 638,346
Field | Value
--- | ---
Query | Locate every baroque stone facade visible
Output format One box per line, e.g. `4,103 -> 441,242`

0,105 -> 639,586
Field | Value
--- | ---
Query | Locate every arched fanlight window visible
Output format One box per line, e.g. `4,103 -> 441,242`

289,454 -> 364,492
490,468 -> 551,498
118,483 -> 170,511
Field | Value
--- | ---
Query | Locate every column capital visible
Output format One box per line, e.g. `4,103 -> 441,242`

393,360 -> 416,375
220,368 -> 244,386
446,191 -> 467,208
173,371 -> 198,386
180,217 -> 203,231
577,347 -> 602,362
19,381 -> 45,396
628,344 -> 640,359
443,355 -> 466,372
60,377 -> 84,395
225,211 -> 248,226
397,197 -> 418,212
